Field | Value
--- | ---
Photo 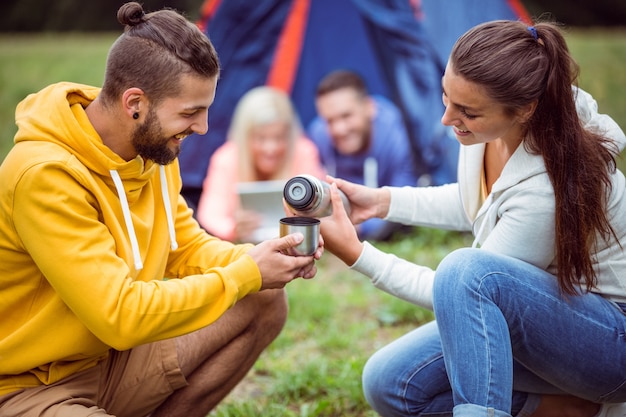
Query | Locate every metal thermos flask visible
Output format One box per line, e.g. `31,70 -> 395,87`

283,174 -> 351,218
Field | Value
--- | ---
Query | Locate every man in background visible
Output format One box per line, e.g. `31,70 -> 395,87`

308,70 -> 418,241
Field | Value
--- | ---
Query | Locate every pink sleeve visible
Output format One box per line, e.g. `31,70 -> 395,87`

290,137 -> 326,179
196,143 -> 239,241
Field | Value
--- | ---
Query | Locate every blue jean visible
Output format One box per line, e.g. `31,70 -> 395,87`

362,248 -> 626,417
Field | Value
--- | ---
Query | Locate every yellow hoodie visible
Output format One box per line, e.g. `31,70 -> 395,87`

0,82 -> 262,396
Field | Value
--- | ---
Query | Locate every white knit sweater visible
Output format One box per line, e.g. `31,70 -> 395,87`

351,88 -> 626,309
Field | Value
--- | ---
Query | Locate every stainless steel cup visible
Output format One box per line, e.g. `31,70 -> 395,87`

279,217 -> 320,256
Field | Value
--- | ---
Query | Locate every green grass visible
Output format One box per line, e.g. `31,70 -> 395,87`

0,33 -> 115,159
1,29 -> 626,163
566,27 -> 626,137
0,29 -> 625,416
208,228 -> 471,417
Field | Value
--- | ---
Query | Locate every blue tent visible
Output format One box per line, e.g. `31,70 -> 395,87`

178,0 -> 530,207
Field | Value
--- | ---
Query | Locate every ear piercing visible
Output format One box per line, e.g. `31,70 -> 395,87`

133,112 -> 139,120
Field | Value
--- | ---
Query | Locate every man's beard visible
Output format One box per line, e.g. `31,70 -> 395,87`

131,107 -> 180,165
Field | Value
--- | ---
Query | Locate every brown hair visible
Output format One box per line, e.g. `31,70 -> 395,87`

315,70 -> 368,99
100,2 -> 220,106
450,20 -> 618,295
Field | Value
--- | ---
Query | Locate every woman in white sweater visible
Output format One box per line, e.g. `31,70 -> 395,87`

318,20 -> 626,417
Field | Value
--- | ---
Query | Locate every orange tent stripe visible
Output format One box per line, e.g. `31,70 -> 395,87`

197,0 -> 222,30
507,0 -> 532,24
266,0 -> 311,93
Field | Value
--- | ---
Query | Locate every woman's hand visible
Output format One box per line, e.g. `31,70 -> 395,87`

234,209 -> 261,242
328,175 -> 391,224
320,181 -> 364,266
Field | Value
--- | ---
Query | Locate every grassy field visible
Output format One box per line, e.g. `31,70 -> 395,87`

0,29 -> 625,416
0,33 -> 113,159
1,29 -> 626,162
207,229 -> 470,417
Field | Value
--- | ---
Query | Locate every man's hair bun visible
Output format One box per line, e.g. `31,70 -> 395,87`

117,2 -> 146,27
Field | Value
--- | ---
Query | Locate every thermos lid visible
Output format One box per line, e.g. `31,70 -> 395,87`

284,176 -> 315,209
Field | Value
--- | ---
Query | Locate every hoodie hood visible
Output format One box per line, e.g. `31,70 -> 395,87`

14,82 -> 177,269
15,82 -> 158,183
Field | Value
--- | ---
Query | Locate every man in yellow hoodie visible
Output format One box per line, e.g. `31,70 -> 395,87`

0,2 -> 322,416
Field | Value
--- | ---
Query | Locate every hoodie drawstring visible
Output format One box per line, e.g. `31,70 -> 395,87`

110,169 -> 143,271
159,165 -> 178,251
109,166 -> 178,272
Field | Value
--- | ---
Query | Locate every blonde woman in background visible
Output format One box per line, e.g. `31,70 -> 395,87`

197,86 -> 325,242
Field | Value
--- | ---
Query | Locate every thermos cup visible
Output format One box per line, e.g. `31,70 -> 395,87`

279,217 -> 320,256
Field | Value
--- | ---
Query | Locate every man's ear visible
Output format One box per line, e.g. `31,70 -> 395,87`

122,87 -> 146,120
365,96 -> 377,119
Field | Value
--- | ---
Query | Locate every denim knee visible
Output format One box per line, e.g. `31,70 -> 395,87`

362,343 -> 422,417
361,322 -> 447,417
362,348 -> 395,415
432,248 -> 487,307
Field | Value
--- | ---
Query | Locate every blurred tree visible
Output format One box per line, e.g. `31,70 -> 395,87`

0,0 -> 204,32
523,0 -> 626,26
0,0 -> 623,32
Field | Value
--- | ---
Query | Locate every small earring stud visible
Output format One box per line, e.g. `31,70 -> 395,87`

133,112 -> 139,120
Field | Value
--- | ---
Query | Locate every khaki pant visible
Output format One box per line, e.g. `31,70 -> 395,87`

0,339 -> 187,416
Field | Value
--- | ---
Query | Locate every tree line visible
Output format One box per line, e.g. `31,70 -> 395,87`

1,0 -> 624,32
1,0 -> 203,32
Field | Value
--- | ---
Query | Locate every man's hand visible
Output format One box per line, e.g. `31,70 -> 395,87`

247,232 -> 324,290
